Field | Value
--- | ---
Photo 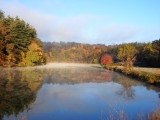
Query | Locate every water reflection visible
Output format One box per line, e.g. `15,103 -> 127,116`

0,69 -> 43,120
115,75 -> 136,100
43,67 -> 112,84
0,64 -> 160,120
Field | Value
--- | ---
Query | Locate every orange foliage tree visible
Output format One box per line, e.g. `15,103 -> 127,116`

100,54 -> 113,65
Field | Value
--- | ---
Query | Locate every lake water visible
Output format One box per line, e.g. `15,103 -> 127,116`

1,63 -> 160,120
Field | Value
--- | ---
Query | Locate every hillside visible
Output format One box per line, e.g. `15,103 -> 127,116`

43,42 -> 107,63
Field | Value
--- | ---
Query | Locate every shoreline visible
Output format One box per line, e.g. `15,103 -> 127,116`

0,63 -> 101,70
103,65 -> 160,85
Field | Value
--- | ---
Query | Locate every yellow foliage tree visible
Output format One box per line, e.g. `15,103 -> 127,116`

19,41 -> 45,66
118,44 -> 137,71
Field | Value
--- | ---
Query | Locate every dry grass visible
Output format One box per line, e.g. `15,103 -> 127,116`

104,65 -> 160,84
147,108 -> 160,120
133,67 -> 160,75
113,66 -> 160,75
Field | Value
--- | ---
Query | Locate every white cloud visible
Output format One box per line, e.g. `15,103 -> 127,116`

97,24 -> 141,45
0,1 -> 59,40
0,1 -> 104,43
0,0 -> 158,45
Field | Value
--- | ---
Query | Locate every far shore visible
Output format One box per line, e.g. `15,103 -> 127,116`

0,63 -> 102,70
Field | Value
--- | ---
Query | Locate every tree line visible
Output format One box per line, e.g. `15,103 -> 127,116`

43,42 -> 107,63
105,40 -> 160,68
0,10 -> 45,67
43,40 -> 160,68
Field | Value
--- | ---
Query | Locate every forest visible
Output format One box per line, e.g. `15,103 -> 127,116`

43,40 -> 160,68
43,42 -> 107,63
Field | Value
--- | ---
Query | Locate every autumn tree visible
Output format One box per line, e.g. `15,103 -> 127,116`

117,44 -> 137,71
0,10 -> 46,67
141,42 -> 160,67
0,11 -> 12,66
19,41 -> 45,66
152,39 -> 160,54
152,39 -> 160,67
100,54 -> 113,65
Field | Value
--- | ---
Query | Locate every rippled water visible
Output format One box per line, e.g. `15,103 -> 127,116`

1,63 -> 160,120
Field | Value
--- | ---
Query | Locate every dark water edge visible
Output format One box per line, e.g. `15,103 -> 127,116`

1,63 -> 160,120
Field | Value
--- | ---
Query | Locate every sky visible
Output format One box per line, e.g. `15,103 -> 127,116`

0,0 -> 160,45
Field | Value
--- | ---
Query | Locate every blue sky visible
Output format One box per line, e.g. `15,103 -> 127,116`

1,0 -> 160,45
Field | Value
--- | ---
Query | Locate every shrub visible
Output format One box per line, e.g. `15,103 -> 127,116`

100,54 -> 113,65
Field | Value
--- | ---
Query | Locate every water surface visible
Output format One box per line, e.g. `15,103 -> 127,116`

1,63 -> 160,120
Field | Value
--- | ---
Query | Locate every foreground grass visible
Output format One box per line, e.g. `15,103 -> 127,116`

104,65 -> 160,84
102,107 -> 160,120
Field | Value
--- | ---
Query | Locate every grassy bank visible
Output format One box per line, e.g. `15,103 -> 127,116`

104,65 -> 160,85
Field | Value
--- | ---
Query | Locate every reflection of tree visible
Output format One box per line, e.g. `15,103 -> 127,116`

115,74 -> 136,100
43,67 -> 113,84
1,65 -> 160,119
145,84 -> 160,93
0,66 -> 113,119
114,72 -> 160,100
117,87 -> 135,100
0,69 -> 43,119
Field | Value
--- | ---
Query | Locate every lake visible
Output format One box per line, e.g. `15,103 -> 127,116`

1,63 -> 160,120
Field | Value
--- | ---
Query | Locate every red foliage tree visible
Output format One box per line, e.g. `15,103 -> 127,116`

100,54 -> 113,65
